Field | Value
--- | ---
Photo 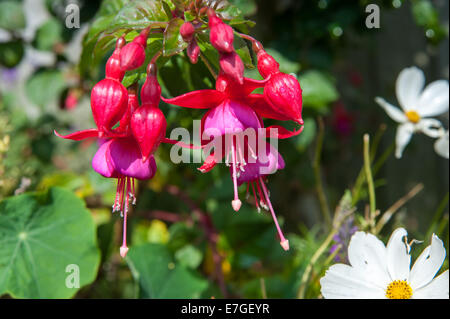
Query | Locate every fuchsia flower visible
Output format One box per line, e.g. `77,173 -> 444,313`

120,27 -> 150,71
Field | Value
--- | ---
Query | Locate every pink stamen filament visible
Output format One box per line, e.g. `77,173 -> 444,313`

258,177 -> 288,249
120,177 -> 130,256
231,139 -> 239,202
251,182 -> 261,213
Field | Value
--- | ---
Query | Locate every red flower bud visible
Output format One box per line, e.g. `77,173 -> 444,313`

264,73 -> 303,125
208,14 -> 234,54
91,78 -> 128,134
180,22 -> 195,42
219,51 -> 244,85
105,37 -> 126,81
130,64 -> 166,161
120,28 -> 149,71
117,84 -> 139,133
187,40 -> 200,64
257,50 -> 280,79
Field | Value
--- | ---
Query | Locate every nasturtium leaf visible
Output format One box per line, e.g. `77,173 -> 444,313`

25,70 -> 67,109
127,243 -> 208,298
0,187 -> 100,299
163,18 -> 188,57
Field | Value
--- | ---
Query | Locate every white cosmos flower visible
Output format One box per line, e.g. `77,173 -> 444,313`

320,228 -> 449,299
375,67 -> 449,158
434,130 -> 449,159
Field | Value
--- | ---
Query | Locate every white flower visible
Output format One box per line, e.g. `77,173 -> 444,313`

434,130 -> 449,159
320,228 -> 449,299
375,67 -> 449,158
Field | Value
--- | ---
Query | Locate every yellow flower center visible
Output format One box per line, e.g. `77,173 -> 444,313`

405,111 -> 421,124
386,280 -> 413,299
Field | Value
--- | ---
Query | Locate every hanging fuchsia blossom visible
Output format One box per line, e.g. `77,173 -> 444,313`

120,27 -> 150,71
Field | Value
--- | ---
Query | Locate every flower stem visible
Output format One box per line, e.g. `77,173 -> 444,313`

199,52 -> 217,80
363,134 -> 376,231
425,192 -> 449,240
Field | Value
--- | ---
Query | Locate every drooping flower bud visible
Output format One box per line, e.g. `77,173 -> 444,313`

208,10 -> 234,54
118,83 -> 139,133
91,78 -> 128,135
187,39 -> 200,64
219,51 -> 244,85
256,49 -> 303,125
180,22 -> 195,42
120,28 -> 150,71
130,64 -> 166,161
105,37 -> 126,81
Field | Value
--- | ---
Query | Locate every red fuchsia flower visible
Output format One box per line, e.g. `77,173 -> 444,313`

235,142 -> 290,251
253,42 -> 303,126
162,73 -> 301,211
120,27 -> 150,71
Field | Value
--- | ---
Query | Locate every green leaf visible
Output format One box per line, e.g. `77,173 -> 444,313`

175,244 -> 203,269
0,1 -> 25,31
163,18 -> 188,56
295,118 -> 316,151
33,18 -> 63,52
0,187 -> 100,298
25,70 -> 67,109
299,70 -> 339,110
126,243 -> 208,298
0,40 -> 25,68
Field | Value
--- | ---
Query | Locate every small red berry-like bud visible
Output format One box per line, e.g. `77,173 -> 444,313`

91,78 -> 128,134
187,40 -> 200,64
219,51 -> 244,85
180,22 -> 195,42
257,50 -> 280,79
208,14 -> 234,53
120,28 -> 149,71
130,63 -> 166,161
105,37 -> 126,81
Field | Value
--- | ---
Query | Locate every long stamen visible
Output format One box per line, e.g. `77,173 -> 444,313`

256,180 -> 268,210
231,137 -> 242,212
120,177 -> 131,258
113,178 -> 123,212
259,177 -> 289,251
251,182 -> 261,213
236,136 -> 246,171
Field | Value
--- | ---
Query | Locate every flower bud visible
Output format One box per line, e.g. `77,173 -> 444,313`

140,63 -> 161,106
180,22 -> 195,42
208,13 -> 234,53
257,50 -> 280,79
105,37 -> 126,81
187,40 -> 200,64
120,28 -> 149,71
91,78 -> 128,134
219,51 -> 244,85
118,83 -> 139,133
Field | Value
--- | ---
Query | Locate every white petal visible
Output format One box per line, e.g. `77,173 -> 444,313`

375,97 -> 407,123
320,264 -> 386,299
417,80 -> 449,117
412,270 -> 449,299
410,234 -> 447,290
395,123 -> 415,159
386,228 -> 411,281
417,118 -> 444,138
347,231 -> 391,289
434,131 -> 449,159
396,67 -> 425,111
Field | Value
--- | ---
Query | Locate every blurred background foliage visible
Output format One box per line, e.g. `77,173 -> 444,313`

0,0 -> 448,299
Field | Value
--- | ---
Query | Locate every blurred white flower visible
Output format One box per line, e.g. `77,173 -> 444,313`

434,130 -> 449,159
320,228 -> 449,299
375,67 -> 449,158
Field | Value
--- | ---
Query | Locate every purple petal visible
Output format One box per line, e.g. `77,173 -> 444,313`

92,139 -> 118,178
108,138 -> 157,180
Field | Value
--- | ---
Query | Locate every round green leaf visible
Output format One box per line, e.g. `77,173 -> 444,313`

0,187 -> 100,298
0,1 -> 26,31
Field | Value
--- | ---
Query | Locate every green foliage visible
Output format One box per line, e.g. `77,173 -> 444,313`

127,243 -> 208,298
0,1 -> 26,31
0,187 -> 100,298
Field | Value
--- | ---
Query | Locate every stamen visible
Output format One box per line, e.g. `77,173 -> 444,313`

120,177 -> 131,258
230,138 -> 242,212
251,182 -> 261,213
255,181 -> 268,211
259,177 -> 289,251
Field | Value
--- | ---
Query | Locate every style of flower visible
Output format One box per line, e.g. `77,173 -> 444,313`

375,66 -> 449,158
320,228 -> 449,299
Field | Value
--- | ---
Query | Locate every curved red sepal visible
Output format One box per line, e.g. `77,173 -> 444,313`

265,124 -> 304,139
242,77 -> 270,96
54,129 -> 99,140
162,138 -> 203,150
246,94 -> 291,121
161,90 -> 225,109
